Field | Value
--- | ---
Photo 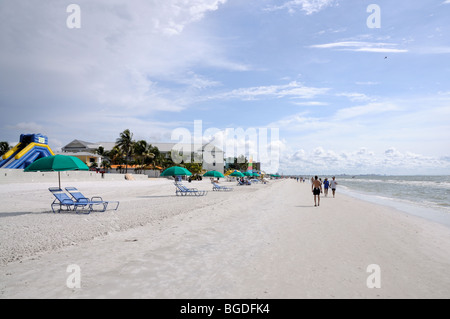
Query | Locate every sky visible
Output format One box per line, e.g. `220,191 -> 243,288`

1,0 -> 450,175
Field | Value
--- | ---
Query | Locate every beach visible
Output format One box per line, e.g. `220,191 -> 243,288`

1,178 -> 450,299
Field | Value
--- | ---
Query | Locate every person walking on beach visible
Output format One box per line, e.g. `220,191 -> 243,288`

312,176 -> 322,207
323,178 -> 329,197
330,176 -> 338,198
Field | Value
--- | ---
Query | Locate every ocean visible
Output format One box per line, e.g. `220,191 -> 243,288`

334,175 -> 450,227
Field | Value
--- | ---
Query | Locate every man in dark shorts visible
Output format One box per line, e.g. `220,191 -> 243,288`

311,176 -> 322,207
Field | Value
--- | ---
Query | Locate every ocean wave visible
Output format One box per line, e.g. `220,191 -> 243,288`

339,178 -> 450,190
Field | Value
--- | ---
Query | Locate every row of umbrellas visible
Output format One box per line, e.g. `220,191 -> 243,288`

160,166 -> 264,178
161,167 -> 242,178
23,154 -> 272,188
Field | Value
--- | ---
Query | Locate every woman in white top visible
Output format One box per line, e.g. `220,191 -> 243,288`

330,176 -> 338,198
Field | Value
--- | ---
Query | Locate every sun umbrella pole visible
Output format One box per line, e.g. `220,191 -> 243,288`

58,171 -> 61,189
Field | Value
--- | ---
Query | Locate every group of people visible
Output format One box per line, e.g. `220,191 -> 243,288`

311,176 -> 337,207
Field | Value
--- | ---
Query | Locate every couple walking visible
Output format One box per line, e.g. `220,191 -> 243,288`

312,176 -> 337,206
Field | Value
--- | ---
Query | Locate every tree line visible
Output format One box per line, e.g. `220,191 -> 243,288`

1,129 -> 250,175
96,129 -> 170,174
98,129 -> 205,176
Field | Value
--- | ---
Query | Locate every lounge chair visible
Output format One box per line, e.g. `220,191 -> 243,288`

212,182 -> 233,191
174,183 -> 207,196
49,187 -> 94,214
65,187 -> 119,212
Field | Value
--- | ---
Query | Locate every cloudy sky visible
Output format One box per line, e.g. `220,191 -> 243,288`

1,0 -> 450,174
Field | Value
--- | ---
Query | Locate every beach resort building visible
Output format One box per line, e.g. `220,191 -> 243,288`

60,140 -> 224,174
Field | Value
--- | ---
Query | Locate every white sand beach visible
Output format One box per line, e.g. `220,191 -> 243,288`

1,178 -> 450,299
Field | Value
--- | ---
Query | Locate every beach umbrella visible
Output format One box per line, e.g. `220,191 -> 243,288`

203,170 -> 225,178
160,166 -> 192,177
229,171 -> 244,177
252,172 -> 261,177
244,171 -> 253,177
24,154 -> 89,189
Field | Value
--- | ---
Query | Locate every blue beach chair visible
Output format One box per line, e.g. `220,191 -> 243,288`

65,187 -> 120,212
49,187 -> 93,214
212,182 -> 233,191
174,183 -> 207,196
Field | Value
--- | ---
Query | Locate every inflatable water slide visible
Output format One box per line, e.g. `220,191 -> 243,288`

0,134 -> 55,169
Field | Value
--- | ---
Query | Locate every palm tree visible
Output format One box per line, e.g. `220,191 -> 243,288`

95,146 -> 110,170
154,152 -> 174,170
109,145 -> 125,173
116,129 -> 135,173
133,140 -> 156,174
184,162 -> 203,180
0,141 -> 11,157
101,160 -> 111,172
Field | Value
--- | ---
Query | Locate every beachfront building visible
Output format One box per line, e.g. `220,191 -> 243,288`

151,143 -> 224,174
60,140 -> 224,174
224,157 -> 261,172
60,140 -> 114,167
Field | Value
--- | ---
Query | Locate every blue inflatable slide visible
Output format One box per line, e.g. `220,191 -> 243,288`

0,134 -> 55,169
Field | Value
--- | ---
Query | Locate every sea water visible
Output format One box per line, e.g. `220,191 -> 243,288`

335,175 -> 450,227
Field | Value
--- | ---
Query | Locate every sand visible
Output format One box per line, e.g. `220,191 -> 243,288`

1,178 -> 450,299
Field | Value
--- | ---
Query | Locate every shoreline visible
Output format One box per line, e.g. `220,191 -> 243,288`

1,179 -> 450,298
339,185 -> 450,229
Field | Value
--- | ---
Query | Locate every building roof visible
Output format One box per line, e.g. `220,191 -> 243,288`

61,140 -> 223,153
56,152 -> 101,158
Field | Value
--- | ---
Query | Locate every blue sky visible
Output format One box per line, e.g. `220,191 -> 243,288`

1,0 -> 450,174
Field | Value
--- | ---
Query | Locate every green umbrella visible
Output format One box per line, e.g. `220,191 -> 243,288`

24,155 -> 89,188
252,172 -> 261,177
244,171 -> 253,177
230,171 -> 244,177
203,170 -> 225,178
160,166 -> 192,177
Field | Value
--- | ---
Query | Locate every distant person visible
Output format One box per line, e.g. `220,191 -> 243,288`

311,176 -> 322,207
330,176 -> 338,198
323,178 -> 329,197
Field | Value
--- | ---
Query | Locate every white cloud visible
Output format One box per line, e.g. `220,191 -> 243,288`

333,102 -> 401,120
279,146 -> 450,175
293,101 -> 329,106
0,0 -> 236,116
337,92 -> 373,102
211,81 -> 330,101
6,122 -> 44,132
310,41 -> 408,53
266,0 -> 336,15
356,82 -> 379,86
